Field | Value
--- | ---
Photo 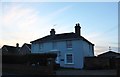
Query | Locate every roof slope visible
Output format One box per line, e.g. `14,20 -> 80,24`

2,45 -> 20,54
25,43 -> 31,49
98,51 -> 120,58
30,32 -> 94,45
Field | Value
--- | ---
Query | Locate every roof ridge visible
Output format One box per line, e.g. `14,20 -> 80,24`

56,32 -> 74,35
4,45 -> 16,48
24,43 -> 31,45
30,32 -> 94,45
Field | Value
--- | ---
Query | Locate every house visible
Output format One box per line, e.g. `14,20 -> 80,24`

97,51 -> 120,58
18,43 -> 31,55
30,23 -> 94,69
84,50 -> 120,69
2,43 -> 31,55
97,51 -> 120,69
2,43 -> 20,55
0,48 -> 2,55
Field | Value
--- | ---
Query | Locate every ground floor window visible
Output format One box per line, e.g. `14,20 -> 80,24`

65,53 -> 74,64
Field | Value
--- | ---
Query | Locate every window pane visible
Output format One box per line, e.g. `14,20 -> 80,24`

52,42 -> 57,49
66,40 -> 72,48
39,43 -> 43,51
66,54 -> 73,63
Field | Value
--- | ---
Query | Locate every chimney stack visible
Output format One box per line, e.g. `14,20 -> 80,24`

16,43 -> 19,48
50,29 -> 55,36
75,23 -> 81,36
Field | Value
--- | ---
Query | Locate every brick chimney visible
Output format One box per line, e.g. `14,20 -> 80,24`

50,29 -> 55,36
16,43 -> 19,52
16,43 -> 19,48
75,23 -> 81,36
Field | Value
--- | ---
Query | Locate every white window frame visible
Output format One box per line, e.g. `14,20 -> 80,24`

65,53 -> 74,64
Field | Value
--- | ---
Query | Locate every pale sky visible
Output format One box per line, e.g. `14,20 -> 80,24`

0,1 -> 119,55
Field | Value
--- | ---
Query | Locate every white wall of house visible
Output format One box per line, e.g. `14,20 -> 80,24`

82,41 -> 94,57
31,39 -> 94,69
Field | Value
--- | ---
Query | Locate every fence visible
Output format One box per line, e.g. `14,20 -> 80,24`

2,53 -> 57,75
84,57 -> 120,70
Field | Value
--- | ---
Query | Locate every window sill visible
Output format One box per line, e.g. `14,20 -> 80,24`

67,48 -> 73,50
65,63 -> 74,65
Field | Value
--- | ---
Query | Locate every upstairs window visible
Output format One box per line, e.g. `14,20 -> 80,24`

52,42 -> 57,49
39,43 -> 43,51
66,40 -> 72,48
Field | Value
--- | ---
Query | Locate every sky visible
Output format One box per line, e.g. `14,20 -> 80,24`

0,1 -> 119,55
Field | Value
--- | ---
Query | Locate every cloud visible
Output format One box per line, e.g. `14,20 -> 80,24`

1,3 -> 71,47
94,46 -> 107,56
1,4 -> 43,47
94,45 -> 119,56
2,5 -> 39,30
83,25 -> 118,56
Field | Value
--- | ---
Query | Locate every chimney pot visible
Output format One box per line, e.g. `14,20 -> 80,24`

75,23 -> 81,36
50,29 -> 55,36
16,43 -> 19,47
